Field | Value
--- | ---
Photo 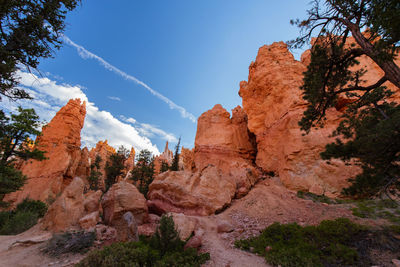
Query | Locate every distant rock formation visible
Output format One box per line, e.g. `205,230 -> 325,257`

4,99 -> 86,205
88,140 -> 116,190
154,141 -> 174,174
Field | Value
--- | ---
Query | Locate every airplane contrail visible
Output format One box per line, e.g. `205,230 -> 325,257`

62,35 -> 196,123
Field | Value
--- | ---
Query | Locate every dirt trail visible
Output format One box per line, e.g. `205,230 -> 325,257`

196,216 -> 269,267
0,224 -> 83,267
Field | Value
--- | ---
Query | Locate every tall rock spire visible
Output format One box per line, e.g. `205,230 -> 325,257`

4,99 -> 87,205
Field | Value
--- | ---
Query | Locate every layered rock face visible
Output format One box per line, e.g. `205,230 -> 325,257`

239,42 -> 360,196
4,99 -> 86,204
42,177 -> 86,232
194,104 -> 259,196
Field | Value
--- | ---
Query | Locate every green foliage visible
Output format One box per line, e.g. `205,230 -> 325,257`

0,211 -> 38,235
44,231 -> 95,256
16,198 -> 47,218
150,215 -> 184,256
0,164 -> 27,207
105,146 -> 128,191
235,218 -> 370,267
289,0 -> 400,198
88,155 -> 102,191
0,198 -> 47,235
296,191 -> 336,204
130,149 -> 155,197
0,0 -> 81,100
160,160 -> 169,173
77,214 -> 210,267
0,108 -> 46,164
351,199 -> 400,224
0,108 -> 46,206
169,137 -> 181,171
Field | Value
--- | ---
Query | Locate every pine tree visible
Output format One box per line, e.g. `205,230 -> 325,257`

88,155 -> 102,191
130,149 -> 155,197
170,137 -> 181,171
0,0 -> 81,100
105,146 -> 128,191
0,108 -> 46,206
290,0 -> 400,197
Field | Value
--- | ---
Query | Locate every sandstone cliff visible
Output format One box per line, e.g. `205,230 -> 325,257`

4,99 -> 86,204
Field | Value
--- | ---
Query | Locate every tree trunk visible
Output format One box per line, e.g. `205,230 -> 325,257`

346,21 -> 400,89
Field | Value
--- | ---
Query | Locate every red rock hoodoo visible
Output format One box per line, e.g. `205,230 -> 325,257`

5,98 -> 86,204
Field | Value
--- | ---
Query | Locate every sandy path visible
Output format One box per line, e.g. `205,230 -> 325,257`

196,216 -> 269,267
0,224 -> 84,267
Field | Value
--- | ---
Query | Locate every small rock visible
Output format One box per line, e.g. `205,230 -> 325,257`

265,246 -> 272,252
184,236 -> 202,250
217,220 -> 234,233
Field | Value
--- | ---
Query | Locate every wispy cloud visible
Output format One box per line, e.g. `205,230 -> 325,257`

1,71 -> 161,155
62,35 -> 196,123
120,115 -> 177,143
108,96 -> 121,101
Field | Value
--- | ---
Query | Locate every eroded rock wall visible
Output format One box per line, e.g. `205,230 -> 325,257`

4,99 -> 86,204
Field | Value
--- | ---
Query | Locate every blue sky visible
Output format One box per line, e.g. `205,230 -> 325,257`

1,0 -> 311,155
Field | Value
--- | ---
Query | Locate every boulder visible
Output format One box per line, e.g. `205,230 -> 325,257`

217,220 -> 234,233
95,224 -> 117,245
102,181 -> 148,226
42,177 -> 85,232
148,165 -> 236,216
83,190 -> 102,213
79,211 -> 100,231
169,213 -> 197,240
111,211 -> 138,242
184,236 -> 202,250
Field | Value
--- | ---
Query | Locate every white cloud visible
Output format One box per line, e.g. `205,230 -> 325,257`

119,114 -> 177,143
138,123 -> 178,143
62,35 -> 196,123
108,96 -> 121,101
1,71 -> 160,155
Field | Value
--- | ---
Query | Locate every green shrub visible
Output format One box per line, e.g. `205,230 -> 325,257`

235,218 -> 367,267
0,211 -> 38,235
16,198 -> 47,217
352,199 -> 400,224
296,191 -> 335,204
77,215 -> 209,267
0,199 -> 47,235
44,231 -> 95,256
0,211 -> 11,229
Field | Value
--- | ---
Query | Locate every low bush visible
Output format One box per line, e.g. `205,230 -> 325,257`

16,198 -> 48,217
77,215 -> 210,267
0,199 -> 47,235
0,211 -> 38,235
296,191 -> 337,204
44,231 -> 95,256
352,199 -> 400,224
234,218 -> 400,267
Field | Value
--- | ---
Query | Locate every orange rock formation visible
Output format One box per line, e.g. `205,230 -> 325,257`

4,99 -> 86,204
239,42 -> 361,196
